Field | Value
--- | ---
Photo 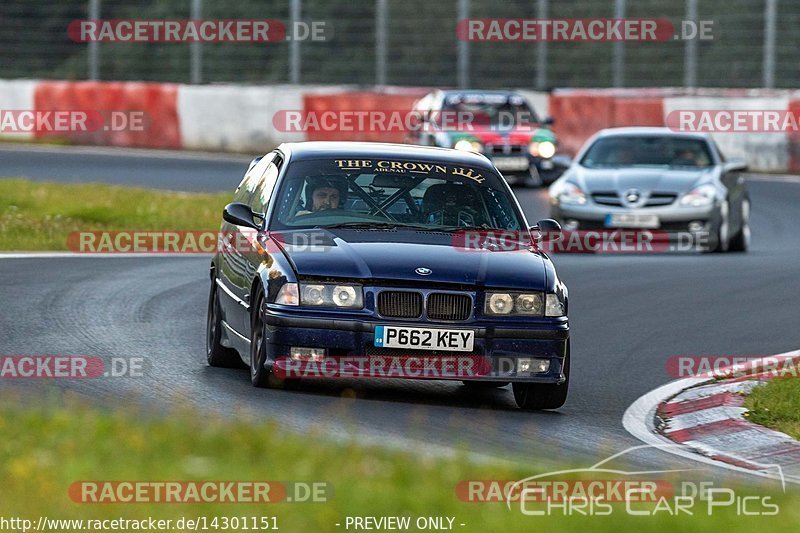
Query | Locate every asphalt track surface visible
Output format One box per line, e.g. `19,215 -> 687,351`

1,143 -> 799,483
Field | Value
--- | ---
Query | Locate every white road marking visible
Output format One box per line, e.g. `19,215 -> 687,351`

623,349 -> 800,484
0,252 -> 205,259
0,142 -> 253,163
665,406 -> 749,432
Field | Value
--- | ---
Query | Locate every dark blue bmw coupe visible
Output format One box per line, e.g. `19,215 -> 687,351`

207,142 -> 570,410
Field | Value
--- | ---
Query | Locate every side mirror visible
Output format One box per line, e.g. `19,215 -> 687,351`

551,154 -> 572,169
223,202 -> 261,230
543,116 -> 555,126
247,156 -> 263,172
531,219 -> 562,242
724,159 -> 748,173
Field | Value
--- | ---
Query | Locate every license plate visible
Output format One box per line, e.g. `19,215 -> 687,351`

604,213 -> 660,229
374,326 -> 475,352
493,157 -> 530,171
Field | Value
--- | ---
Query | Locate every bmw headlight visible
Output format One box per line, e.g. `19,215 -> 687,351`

275,283 -> 299,306
300,283 -> 363,308
545,293 -> 566,317
530,140 -> 556,159
485,292 -> 544,316
454,139 -> 483,153
557,182 -> 587,206
679,184 -> 717,207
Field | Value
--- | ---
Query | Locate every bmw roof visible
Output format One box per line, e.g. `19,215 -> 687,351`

276,141 -> 495,168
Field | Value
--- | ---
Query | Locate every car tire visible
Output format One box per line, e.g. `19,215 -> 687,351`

728,198 -> 750,253
250,288 -> 298,389
462,381 -> 510,389
249,289 -> 274,387
206,280 -> 244,368
512,344 -> 570,410
707,200 -> 731,253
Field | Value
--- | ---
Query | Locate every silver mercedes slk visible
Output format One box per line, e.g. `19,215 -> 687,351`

548,127 -> 751,252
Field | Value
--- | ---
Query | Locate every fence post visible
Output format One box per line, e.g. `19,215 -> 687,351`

375,0 -> 388,86
289,0 -> 301,83
190,0 -> 202,84
763,0 -> 777,88
88,0 -> 100,80
612,0 -> 625,87
684,0 -> 697,88
457,0 -> 470,88
536,0 -> 548,89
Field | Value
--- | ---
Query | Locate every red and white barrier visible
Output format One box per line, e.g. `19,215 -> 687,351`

0,80 -> 37,141
33,81 -> 181,149
1,79 -> 799,173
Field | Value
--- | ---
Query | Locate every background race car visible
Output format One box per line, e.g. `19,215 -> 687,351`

406,90 -> 570,187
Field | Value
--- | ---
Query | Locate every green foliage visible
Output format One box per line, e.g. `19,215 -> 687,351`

745,378 -> 800,439
1,392 -> 798,531
0,178 -> 229,250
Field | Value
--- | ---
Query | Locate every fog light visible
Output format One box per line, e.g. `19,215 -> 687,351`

517,358 -> 550,373
688,221 -> 705,233
290,347 -> 327,361
563,219 -> 579,231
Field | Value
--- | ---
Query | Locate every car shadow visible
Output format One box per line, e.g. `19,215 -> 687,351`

204,364 -> 570,413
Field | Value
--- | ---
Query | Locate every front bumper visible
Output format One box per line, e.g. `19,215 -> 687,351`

262,310 -> 569,384
488,154 -> 561,182
549,202 -> 722,252
552,202 -> 717,226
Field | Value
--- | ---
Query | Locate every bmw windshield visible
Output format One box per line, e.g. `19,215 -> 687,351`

270,158 -> 525,231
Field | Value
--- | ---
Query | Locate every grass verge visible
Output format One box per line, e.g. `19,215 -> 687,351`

1,392 -> 798,532
0,179 -> 229,250
744,377 -> 800,439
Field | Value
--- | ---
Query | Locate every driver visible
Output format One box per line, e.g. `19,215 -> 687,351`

296,176 -> 348,216
672,148 -> 698,166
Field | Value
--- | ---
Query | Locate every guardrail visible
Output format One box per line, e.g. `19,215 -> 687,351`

1,79 -> 798,172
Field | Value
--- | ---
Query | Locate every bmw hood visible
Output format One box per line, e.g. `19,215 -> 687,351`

271,229 -> 548,291
572,166 -> 714,194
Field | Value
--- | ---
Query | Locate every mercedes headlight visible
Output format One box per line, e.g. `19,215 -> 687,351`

679,184 -> 717,207
557,182 -> 587,206
530,140 -> 556,159
300,283 -> 363,308
485,292 -> 544,316
454,139 -> 483,153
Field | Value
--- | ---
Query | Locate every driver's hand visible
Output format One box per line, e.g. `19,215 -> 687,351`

295,210 -> 312,216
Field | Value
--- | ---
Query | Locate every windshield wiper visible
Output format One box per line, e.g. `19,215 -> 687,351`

436,224 -> 495,232
325,222 -> 432,231
325,222 -> 502,232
